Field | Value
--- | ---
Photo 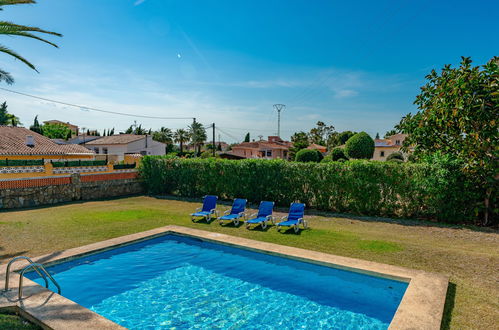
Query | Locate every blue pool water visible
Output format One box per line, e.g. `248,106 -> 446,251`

28,234 -> 408,329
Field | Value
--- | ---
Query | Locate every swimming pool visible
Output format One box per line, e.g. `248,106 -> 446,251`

27,234 -> 408,329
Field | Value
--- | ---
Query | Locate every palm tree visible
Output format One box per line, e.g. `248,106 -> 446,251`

174,129 -> 190,153
188,122 -> 207,155
153,127 -> 173,144
0,0 -> 62,84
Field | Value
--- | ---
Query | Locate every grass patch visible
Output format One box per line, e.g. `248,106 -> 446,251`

0,196 -> 497,329
0,311 -> 41,330
357,240 -> 403,252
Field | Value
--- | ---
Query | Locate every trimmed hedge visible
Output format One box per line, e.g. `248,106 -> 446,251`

330,147 -> 347,161
0,159 -> 44,166
51,160 -> 107,167
113,163 -> 136,170
140,157 -> 482,223
295,149 -> 322,162
344,132 -> 374,159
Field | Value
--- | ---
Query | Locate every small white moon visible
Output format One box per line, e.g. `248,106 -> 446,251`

177,53 -> 181,59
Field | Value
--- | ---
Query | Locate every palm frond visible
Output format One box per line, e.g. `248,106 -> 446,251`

0,68 -> 14,84
0,28 -> 58,47
0,44 -> 36,71
0,0 -> 35,9
0,21 -> 62,37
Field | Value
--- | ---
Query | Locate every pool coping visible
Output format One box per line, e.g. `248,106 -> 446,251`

0,225 -> 448,329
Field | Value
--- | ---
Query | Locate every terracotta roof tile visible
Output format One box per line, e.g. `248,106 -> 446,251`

85,134 -> 145,145
0,126 -> 94,155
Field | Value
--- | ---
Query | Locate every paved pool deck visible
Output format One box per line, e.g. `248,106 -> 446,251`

0,225 -> 448,329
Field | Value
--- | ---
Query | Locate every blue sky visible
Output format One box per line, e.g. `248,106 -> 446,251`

1,0 -> 497,142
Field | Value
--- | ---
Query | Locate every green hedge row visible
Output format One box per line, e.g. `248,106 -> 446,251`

113,163 -> 136,170
0,159 -> 44,166
140,157 -> 482,223
51,160 -> 107,168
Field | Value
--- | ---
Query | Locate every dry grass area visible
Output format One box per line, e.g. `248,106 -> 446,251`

0,196 -> 497,329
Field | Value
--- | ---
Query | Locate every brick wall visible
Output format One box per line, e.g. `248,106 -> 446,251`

0,171 -> 144,209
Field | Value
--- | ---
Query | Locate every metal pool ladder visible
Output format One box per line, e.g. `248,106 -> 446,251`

3,256 -> 61,300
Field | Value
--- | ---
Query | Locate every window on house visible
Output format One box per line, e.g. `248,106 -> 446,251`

395,140 -> 400,145
266,150 -> 272,157
380,151 -> 385,157
103,148 -> 108,154
94,148 -> 100,154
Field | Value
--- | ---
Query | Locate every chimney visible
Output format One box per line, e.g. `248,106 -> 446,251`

26,135 -> 35,147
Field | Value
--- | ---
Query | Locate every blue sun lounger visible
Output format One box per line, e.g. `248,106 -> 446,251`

191,195 -> 218,222
219,198 -> 247,226
245,201 -> 274,229
276,202 -> 307,233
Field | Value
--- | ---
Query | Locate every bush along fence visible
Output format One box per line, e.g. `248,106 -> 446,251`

0,159 -> 45,166
51,160 -> 107,167
139,156 -> 490,224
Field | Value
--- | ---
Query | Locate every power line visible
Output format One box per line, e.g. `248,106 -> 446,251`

0,87 -> 195,121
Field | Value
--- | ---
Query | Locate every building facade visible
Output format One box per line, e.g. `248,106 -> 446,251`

85,134 -> 166,161
230,136 -> 293,160
372,133 -> 408,161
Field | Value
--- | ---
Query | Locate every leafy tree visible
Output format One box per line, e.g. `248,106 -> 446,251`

295,149 -> 321,162
109,127 -> 115,135
188,121 -> 207,154
125,125 -> 133,134
29,115 -> 42,134
397,56 -> 498,225
344,132 -> 375,159
384,129 -> 398,138
174,128 -> 190,153
308,121 -> 334,145
330,147 -> 348,161
42,123 -> 72,140
244,132 -> 250,142
0,101 -> 20,125
328,130 -> 355,148
152,127 -> 173,145
0,0 -> 62,84
289,131 -> 309,159
386,151 -> 404,162
375,132 -> 380,139
216,143 -> 222,151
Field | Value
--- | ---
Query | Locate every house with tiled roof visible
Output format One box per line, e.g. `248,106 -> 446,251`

0,126 -> 94,161
372,133 -> 408,161
230,136 -> 293,160
306,143 -> 327,153
43,120 -> 79,137
85,134 -> 166,161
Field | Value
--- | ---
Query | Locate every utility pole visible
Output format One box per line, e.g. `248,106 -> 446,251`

273,104 -> 285,137
212,123 -> 216,157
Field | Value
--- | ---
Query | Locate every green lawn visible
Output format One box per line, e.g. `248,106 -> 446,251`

0,310 -> 41,330
0,196 -> 497,329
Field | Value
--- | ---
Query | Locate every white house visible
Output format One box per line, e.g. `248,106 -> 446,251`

85,134 -> 166,161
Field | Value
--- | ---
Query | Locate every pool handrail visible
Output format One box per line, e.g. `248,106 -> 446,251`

4,256 -> 49,292
18,262 -> 61,300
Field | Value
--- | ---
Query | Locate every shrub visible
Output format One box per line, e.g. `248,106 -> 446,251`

321,155 -> 332,163
387,152 -> 404,161
113,163 -> 136,170
330,147 -> 347,161
388,158 -> 404,163
51,160 -> 107,167
344,132 -> 374,159
139,157 -> 485,224
0,159 -> 44,166
295,149 -> 321,162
